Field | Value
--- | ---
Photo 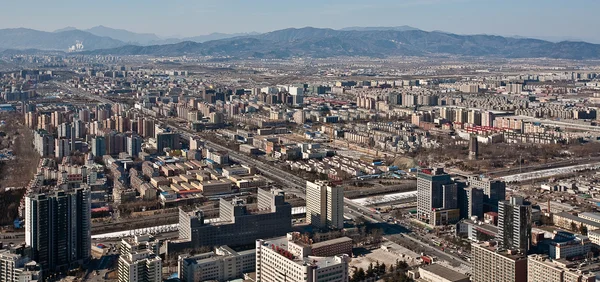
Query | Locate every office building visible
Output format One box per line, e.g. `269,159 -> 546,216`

528,254 -> 595,282
498,196 -> 532,253
0,250 -> 41,282
118,235 -> 162,282
468,176 -> 506,212
255,237 -> 350,282
171,188 -> 291,252
25,186 -> 91,273
127,135 -> 143,158
471,242 -> 527,282
462,187 -> 484,219
178,246 -> 255,282
416,168 -> 457,224
306,181 -> 344,230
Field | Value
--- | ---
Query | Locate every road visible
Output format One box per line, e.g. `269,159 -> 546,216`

66,83 -> 470,268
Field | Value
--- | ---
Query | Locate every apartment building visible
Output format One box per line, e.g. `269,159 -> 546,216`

471,242 -> 527,282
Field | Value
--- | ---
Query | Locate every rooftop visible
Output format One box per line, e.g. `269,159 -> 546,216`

579,212 -> 600,221
472,242 -> 527,261
555,212 -> 600,229
311,237 -> 353,249
420,264 -> 469,282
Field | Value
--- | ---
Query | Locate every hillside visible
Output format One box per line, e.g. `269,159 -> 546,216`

85,27 -> 600,59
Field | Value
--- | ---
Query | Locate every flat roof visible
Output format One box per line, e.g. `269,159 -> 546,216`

420,264 -> 469,282
579,212 -> 600,221
556,212 -> 600,228
312,237 -> 352,249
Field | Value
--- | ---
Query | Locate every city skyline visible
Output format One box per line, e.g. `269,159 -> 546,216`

1,0 -> 600,43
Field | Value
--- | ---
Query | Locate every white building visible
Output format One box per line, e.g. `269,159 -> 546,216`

588,229 -> 600,246
549,235 -> 591,259
178,246 -> 255,282
306,181 -> 344,230
0,251 -> 40,282
256,237 -> 350,282
117,235 -> 162,282
578,212 -> 600,224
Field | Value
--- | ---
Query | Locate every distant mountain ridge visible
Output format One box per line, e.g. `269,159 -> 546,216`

3,26 -> 600,59
85,25 -> 162,45
86,27 -> 600,59
340,26 -> 420,32
0,28 -> 125,51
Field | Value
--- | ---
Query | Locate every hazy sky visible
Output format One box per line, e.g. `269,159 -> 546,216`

2,0 -> 599,42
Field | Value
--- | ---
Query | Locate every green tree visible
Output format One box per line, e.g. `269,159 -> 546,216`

367,262 -> 375,278
380,262 -> 387,275
352,268 -> 366,282
579,223 -> 588,235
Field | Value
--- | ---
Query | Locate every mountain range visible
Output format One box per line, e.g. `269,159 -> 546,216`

1,26 -> 600,59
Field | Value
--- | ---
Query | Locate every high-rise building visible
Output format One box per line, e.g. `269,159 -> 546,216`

255,236 -> 350,282
156,132 -> 180,154
25,186 -> 91,274
462,187 -> 484,219
142,119 -> 155,139
306,181 -> 344,230
116,116 -> 129,133
482,111 -> 495,127
468,176 -> 506,212
469,136 -> 479,160
498,196 -> 532,253
471,242 -> 527,282
55,138 -> 70,159
33,130 -> 55,157
189,136 -> 204,151
73,119 -> 85,139
416,168 -> 456,223
57,123 -> 72,139
91,136 -> 106,158
127,135 -> 143,158
25,112 -> 37,129
178,246 -> 255,282
50,111 -> 63,128
78,108 -> 91,123
117,235 -> 162,282
528,254 -> 595,282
